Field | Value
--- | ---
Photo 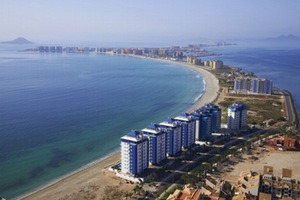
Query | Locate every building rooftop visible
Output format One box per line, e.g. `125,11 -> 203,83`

142,124 -> 162,134
167,185 -> 202,200
174,113 -> 192,122
263,166 -> 274,175
159,118 -> 179,128
121,130 -> 146,142
127,130 -> 141,137
258,192 -> 272,200
228,101 -> 247,111
282,168 -> 292,178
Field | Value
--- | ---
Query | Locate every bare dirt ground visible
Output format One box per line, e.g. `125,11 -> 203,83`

218,146 -> 300,186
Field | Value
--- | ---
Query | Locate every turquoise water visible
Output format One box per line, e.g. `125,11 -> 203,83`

0,49 -> 203,198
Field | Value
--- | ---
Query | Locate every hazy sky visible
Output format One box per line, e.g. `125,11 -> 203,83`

1,0 -> 300,45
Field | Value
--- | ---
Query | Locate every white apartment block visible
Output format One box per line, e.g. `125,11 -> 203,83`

121,130 -> 148,176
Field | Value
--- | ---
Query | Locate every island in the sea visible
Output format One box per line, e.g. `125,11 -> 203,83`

1,37 -> 34,44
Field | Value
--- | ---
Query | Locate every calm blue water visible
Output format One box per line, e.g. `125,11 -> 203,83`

206,43 -> 300,126
0,47 -> 203,199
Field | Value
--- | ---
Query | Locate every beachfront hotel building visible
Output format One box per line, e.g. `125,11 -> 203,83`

120,130 -> 149,176
191,109 -> 212,141
142,124 -> 166,165
187,56 -> 201,65
234,77 -> 273,95
203,60 -> 223,69
227,102 -> 248,130
159,118 -> 182,157
189,103 -> 221,142
174,113 -> 195,149
202,103 -> 221,132
253,78 -> 273,94
233,77 -> 251,93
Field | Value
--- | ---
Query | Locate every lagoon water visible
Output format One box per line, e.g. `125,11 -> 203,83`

0,48 -> 203,198
206,43 -> 300,124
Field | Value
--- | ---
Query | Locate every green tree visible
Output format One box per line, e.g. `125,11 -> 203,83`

181,173 -> 197,185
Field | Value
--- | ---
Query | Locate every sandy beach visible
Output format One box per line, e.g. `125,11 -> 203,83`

18,151 -> 132,200
179,63 -> 219,113
17,60 -> 220,200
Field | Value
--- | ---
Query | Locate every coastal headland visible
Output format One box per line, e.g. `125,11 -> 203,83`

17,57 -> 220,200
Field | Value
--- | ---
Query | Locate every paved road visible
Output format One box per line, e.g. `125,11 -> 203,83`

281,90 -> 296,124
156,129 -> 266,195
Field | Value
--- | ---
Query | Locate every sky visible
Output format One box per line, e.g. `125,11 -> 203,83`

1,0 -> 300,46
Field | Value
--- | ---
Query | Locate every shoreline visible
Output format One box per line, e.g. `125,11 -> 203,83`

17,57 -> 220,200
116,54 -> 220,112
177,62 -> 219,113
17,151 -> 121,200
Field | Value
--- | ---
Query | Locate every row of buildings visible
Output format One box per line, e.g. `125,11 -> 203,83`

99,46 -> 216,59
38,46 -> 63,53
167,174 -> 226,200
35,44 -> 221,59
234,77 -> 273,95
186,57 -> 224,70
38,46 -> 97,53
186,56 -> 201,65
203,60 -> 224,70
120,102 -> 248,176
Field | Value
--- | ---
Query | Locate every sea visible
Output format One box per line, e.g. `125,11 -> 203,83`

0,45 -> 204,199
0,42 -> 299,199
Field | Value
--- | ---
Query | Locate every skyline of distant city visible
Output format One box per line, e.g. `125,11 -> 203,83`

1,0 -> 300,45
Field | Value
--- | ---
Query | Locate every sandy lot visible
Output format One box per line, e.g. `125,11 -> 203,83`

219,146 -> 300,186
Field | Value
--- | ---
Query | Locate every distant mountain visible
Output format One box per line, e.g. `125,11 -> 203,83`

264,34 -> 300,43
1,37 -> 34,44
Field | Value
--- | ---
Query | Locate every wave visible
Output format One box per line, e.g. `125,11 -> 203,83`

203,79 -> 206,91
191,79 -> 206,103
192,75 -> 206,103
193,92 -> 204,103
